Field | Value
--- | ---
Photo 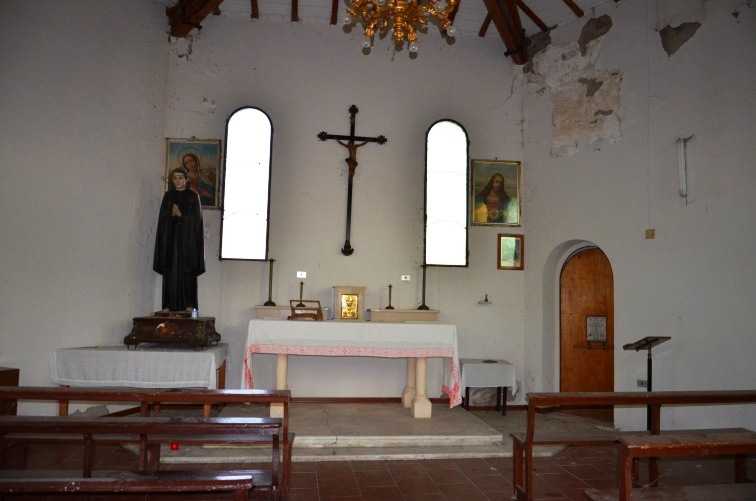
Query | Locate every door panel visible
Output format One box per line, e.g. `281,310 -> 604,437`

560,248 -> 614,421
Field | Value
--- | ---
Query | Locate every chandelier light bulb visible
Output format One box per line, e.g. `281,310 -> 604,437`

346,0 -> 458,54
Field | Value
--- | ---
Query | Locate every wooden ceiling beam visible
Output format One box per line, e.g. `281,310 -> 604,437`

292,0 -> 299,22
483,0 -> 528,64
516,0 -> 549,33
561,0 -> 584,18
251,0 -> 259,19
330,0 -> 339,25
166,0 -> 224,38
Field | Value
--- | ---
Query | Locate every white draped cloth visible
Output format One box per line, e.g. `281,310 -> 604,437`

50,343 -> 228,389
243,320 -> 461,407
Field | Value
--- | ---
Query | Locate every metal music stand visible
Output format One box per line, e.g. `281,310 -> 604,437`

623,336 -> 671,430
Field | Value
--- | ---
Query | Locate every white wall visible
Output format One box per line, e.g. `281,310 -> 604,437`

163,1 -> 526,396
0,1 -> 525,404
522,0 -> 756,430
1,0 -> 754,430
0,0 -> 169,400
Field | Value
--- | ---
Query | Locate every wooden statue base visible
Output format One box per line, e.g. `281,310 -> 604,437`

124,312 -> 221,349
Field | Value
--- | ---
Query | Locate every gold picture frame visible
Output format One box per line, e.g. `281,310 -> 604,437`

471,159 -> 521,226
331,285 -> 366,321
165,138 -> 221,209
498,233 -> 524,270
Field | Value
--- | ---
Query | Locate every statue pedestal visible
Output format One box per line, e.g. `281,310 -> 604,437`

124,315 -> 220,349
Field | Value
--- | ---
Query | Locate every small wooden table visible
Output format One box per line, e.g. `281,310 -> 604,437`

50,344 -> 227,417
460,358 -> 517,414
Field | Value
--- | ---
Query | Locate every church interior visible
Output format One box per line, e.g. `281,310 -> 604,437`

1,0 -> 755,498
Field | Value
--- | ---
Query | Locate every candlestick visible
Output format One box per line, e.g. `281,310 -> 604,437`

264,259 -> 276,306
418,264 -> 429,310
296,281 -> 305,307
386,284 -> 394,310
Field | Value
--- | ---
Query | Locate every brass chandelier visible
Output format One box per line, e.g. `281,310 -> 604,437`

344,0 -> 459,53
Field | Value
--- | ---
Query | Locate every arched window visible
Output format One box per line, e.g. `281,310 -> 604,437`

424,120 -> 468,266
219,107 -> 273,260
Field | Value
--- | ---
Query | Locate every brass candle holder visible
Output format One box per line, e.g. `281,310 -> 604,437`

296,281 -> 306,307
418,264 -> 429,310
264,259 -> 276,306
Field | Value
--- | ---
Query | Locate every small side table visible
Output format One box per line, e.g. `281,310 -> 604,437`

460,359 -> 517,414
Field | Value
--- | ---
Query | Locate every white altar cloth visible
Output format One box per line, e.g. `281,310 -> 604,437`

243,320 -> 461,408
50,343 -> 228,389
460,358 -> 518,396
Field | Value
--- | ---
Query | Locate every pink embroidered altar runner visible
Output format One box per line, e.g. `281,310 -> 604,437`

243,319 -> 461,407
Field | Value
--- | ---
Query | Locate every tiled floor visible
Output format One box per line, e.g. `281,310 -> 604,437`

10,435 -> 754,500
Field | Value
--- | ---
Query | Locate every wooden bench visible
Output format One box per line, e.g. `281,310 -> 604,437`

511,390 -> 756,501
584,431 -> 756,500
0,469 -> 256,500
0,387 -> 293,499
0,415 -> 285,499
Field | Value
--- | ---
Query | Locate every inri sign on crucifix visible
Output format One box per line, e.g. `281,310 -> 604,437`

318,105 -> 387,256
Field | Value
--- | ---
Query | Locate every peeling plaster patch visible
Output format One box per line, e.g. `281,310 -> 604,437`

202,97 -> 216,114
524,32 -> 552,74
578,15 -> 613,56
526,18 -> 622,158
173,36 -> 193,60
659,22 -> 701,57
549,70 -> 622,156
579,77 -> 604,97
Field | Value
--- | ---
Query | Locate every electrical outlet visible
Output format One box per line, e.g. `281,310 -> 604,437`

637,379 -> 647,388
296,271 -> 307,279
401,274 -> 411,281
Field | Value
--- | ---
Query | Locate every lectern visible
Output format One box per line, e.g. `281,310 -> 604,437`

623,336 -> 671,430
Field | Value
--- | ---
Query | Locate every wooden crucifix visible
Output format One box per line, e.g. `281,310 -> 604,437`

318,105 -> 387,256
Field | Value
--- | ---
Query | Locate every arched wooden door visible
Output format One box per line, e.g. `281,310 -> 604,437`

560,247 -> 614,422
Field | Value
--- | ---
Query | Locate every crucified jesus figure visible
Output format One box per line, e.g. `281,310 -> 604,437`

318,105 -> 387,256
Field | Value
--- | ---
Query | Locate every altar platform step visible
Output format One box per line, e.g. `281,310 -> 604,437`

151,403 -> 609,464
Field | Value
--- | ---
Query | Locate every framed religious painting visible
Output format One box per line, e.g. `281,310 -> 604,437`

498,233 -> 524,270
165,138 -> 221,209
471,159 -> 521,226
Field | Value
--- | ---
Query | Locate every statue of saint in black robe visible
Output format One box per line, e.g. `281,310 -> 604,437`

153,171 -> 205,312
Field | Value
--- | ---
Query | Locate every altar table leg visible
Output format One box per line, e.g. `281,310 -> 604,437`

58,385 -> 69,416
218,360 -> 227,389
270,354 -> 288,418
402,358 -> 416,408
411,357 -> 432,418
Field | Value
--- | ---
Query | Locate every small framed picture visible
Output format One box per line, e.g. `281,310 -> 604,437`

498,234 -> 524,270
471,159 -> 521,226
165,138 -> 221,209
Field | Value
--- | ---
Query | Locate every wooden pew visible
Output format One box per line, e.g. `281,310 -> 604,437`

0,415 -> 283,500
0,387 -> 293,499
511,390 -> 756,501
0,469 -> 256,500
585,431 -> 756,500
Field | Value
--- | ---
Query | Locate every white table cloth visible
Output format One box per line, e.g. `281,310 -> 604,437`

50,343 -> 228,389
243,320 -> 461,409
460,358 -> 518,395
